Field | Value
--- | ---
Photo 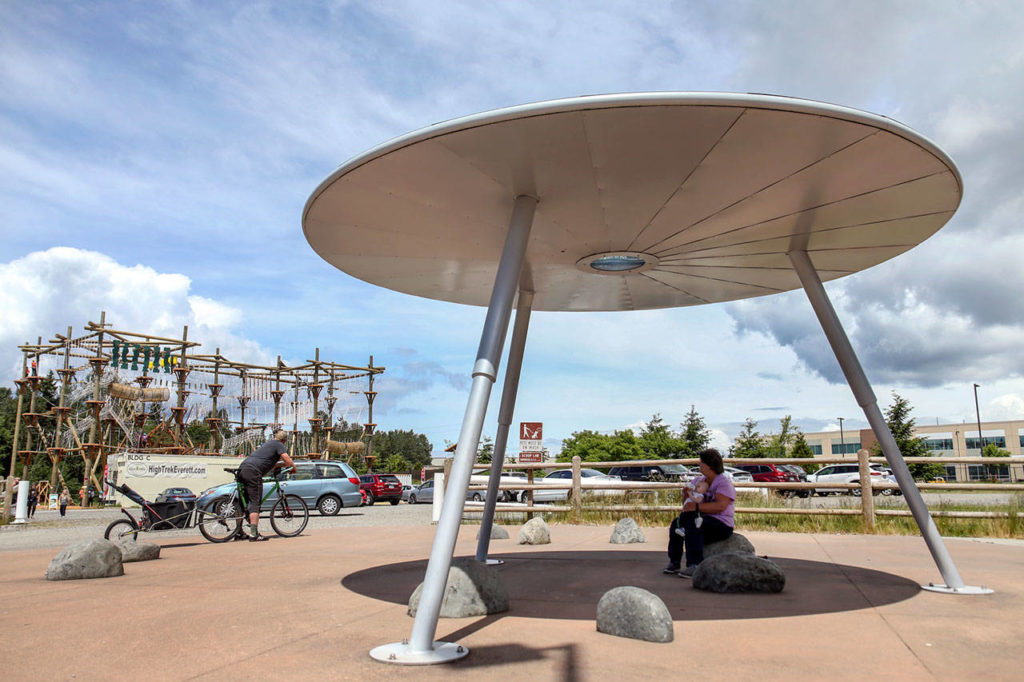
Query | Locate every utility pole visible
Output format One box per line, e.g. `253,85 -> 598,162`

837,417 -> 845,456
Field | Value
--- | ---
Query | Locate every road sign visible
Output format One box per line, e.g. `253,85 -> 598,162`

520,422 -> 542,440
520,422 -> 542,452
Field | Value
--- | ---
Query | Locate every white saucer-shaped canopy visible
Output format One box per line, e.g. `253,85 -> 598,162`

303,93 -> 961,311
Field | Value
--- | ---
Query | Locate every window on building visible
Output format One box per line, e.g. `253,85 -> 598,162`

924,438 -> 954,451
965,436 -> 1006,450
968,463 -> 1009,482
810,444 -> 822,455
831,442 -> 861,455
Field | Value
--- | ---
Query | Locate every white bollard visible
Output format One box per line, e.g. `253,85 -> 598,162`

13,480 -> 30,524
432,473 -> 444,524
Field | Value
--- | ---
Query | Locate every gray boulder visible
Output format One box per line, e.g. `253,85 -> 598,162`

702,532 -> 755,559
118,541 -> 161,562
609,517 -> 646,544
596,586 -> 673,643
408,557 -> 509,617
46,540 -> 124,581
517,517 -> 551,545
692,552 -> 785,593
476,525 -> 509,540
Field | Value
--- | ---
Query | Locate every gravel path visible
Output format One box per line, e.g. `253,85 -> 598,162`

0,502 -> 435,552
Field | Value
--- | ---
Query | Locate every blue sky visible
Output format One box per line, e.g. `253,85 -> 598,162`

2,1 -> 1024,455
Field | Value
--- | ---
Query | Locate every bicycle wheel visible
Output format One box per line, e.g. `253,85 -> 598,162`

270,494 -> 308,537
198,496 -> 243,543
104,519 -> 138,543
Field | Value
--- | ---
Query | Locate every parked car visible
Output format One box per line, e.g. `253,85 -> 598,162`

359,473 -> 403,505
154,487 -> 197,503
407,479 -> 434,504
722,466 -> 754,483
805,464 -> 888,495
607,464 -> 692,482
880,468 -> 904,496
196,460 -> 362,516
466,470 -> 527,502
401,484 -> 415,502
527,468 -> 624,502
732,463 -> 808,497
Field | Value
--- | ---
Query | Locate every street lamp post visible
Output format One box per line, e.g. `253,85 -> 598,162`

973,383 -> 983,454
837,417 -> 845,456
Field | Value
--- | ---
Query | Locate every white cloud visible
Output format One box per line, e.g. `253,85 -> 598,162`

0,247 -> 275,377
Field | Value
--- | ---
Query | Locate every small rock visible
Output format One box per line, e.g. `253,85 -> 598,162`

692,552 -> 785,593
46,540 -> 124,581
609,517 -> 646,544
703,532 -> 755,559
517,517 -> 551,545
596,586 -> 673,643
118,541 -> 161,562
476,525 -> 509,540
408,557 -> 509,617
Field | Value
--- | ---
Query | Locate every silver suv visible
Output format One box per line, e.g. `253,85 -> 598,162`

280,460 -> 363,515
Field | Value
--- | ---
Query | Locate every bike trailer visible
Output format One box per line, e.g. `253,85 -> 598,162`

144,500 -> 195,529
105,479 -> 148,507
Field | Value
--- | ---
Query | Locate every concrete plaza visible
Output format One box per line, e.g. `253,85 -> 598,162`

1,523 -> 1021,680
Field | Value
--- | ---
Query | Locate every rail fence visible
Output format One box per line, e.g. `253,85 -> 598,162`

453,451 -> 1024,529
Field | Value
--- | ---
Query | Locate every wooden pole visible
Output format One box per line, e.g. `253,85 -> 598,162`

858,448 -> 876,531
86,311 -> 107,499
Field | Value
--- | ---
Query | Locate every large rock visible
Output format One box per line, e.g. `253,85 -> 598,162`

118,541 -> 161,563
408,557 -> 509,617
609,517 -> 646,544
517,517 -> 551,545
702,532 -> 755,559
476,525 -> 509,540
692,553 -> 785,593
46,540 -> 124,581
596,586 -> 673,643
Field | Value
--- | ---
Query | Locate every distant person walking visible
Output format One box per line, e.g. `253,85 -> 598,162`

27,485 -> 39,518
59,489 -> 69,517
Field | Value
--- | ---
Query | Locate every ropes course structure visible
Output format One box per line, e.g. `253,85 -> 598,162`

2,312 -> 383,518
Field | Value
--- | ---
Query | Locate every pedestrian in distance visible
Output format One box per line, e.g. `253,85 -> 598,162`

59,489 -> 70,517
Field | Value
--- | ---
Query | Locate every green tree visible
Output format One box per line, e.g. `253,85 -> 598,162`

766,415 -> 796,458
0,387 -> 19,479
370,429 -> 432,470
678,405 -> 711,456
378,451 -> 412,473
871,392 -> 942,480
981,442 -> 1011,480
638,413 -> 685,458
730,418 -> 768,458
558,429 -> 645,463
477,435 -> 494,464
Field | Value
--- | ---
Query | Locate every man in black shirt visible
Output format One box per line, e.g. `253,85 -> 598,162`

238,430 -> 296,541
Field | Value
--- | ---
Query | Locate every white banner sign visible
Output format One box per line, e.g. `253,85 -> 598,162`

126,462 -> 208,479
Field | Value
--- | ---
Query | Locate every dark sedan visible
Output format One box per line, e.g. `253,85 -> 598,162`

155,487 -> 197,503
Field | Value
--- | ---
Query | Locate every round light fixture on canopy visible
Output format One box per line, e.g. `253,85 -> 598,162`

576,251 -> 660,275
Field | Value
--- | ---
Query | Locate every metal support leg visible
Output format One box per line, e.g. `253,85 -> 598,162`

476,290 -> 534,563
371,195 -> 538,665
788,250 -> 991,594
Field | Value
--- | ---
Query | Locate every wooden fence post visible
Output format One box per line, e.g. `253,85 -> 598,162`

571,456 -> 582,521
526,468 -> 534,521
858,448 -> 875,531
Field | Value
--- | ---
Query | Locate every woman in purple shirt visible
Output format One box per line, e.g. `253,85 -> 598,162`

664,448 -> 735,578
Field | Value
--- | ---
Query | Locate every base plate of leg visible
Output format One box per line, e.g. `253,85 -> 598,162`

921,583 -> 994,595
369,641 -> 468,665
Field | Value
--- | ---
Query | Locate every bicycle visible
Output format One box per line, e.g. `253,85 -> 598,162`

197,467 -> 309,543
